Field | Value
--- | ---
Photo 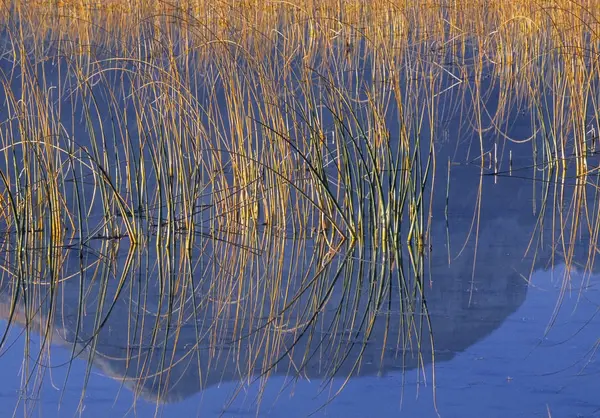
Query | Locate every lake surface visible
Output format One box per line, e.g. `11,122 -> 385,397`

1,149 -> 598,417
1,5 -> 600,417
2,265 -> 599,418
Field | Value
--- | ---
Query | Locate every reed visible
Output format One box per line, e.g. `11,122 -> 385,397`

0,0 -> 599,415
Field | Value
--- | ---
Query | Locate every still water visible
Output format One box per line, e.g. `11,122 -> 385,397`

1,265 -> 599,418
1,149 -> 599,417
0,15 -> 599,418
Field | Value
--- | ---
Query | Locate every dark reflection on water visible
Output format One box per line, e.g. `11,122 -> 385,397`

3,265 -> 599,418
2,130 -> 595,416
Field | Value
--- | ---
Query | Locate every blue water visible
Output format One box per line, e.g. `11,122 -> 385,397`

0,22 -> 598,418
2,265 -> 598,418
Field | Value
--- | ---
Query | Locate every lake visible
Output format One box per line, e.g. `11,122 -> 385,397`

0,2 -> 599,417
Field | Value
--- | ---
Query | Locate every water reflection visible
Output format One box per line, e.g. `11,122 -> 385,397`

0,134 -> 572,412
0,7 -> 598,416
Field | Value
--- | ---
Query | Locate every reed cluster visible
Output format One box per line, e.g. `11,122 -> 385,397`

0,0 -> 599,414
